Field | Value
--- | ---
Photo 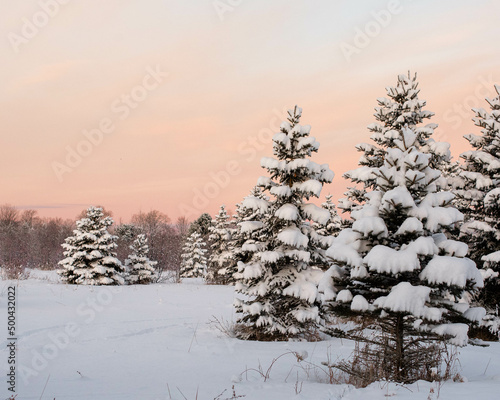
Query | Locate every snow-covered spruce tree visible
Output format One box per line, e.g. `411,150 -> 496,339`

339,72 -> 450,220
207,205 -> 234,285
313,194 -> 343,239
188,212 -> 214,260
125,234 -> 157,284
453,85 -> 500,333
320,128 -> 484,383
179,232 -> 207,279
58,206 -> 124,285
234,106 -> 334,341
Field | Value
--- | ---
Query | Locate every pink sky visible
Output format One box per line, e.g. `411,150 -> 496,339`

1,0 -> 500,223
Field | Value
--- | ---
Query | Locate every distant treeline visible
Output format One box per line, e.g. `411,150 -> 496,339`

0,204 -> 190,278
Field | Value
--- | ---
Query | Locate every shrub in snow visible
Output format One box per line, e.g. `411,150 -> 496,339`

234,106 -> 334,341
125,234 -> 157,284
179,232 -> 207,279
453,85 -> 500,335
207,205 -> 234,285
320,128 -> 484,383
58,206 -> 124,285
339,72 -> 451,220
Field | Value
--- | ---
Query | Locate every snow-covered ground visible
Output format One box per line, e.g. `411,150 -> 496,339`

2,271 -> 500,400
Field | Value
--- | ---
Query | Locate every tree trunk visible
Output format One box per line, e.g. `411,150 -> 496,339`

394,314 -> 405,382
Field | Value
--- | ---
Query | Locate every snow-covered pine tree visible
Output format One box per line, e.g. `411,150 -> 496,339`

188,212 -> 214,261
339,72 -> 450,221
125,234 -> 157,284
179,232 -> 207,279
234,106 -> 334,340
453,84 -> 500,333
320,127 -> 484,383
313,194 -> 343,239
207,205 -> 233,285
58,206 -> 124,285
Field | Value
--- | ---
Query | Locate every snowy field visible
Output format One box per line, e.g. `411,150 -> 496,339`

2,271 -> 500,400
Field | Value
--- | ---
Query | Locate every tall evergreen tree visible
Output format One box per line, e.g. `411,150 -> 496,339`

125,234 -> 157,284
179,232 -> 207,279
339,73 -> 450,220
234,106 -> 334,340
453,84 -> 500,333
321,128 -> 484,383
58,206 -> 124,285
207,205 -> 233,284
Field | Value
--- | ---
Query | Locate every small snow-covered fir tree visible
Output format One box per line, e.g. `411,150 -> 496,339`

179,232 -> 207,279
234,106 -> 334,340
125,234 -> 157,284
58,206 -> 124,285
453,85 -> 500,333
313,194 -> 343,240
188,212 -> 214,261
321,128 -> 484,383
207,205 -> 234,285
339,73 -> 450,220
